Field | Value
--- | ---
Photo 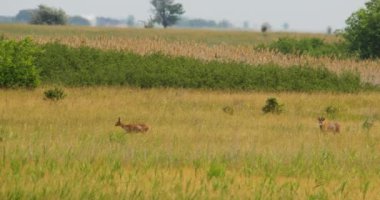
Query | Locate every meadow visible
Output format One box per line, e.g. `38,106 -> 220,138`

0,87 -> 379,199
0,24 -> 380,199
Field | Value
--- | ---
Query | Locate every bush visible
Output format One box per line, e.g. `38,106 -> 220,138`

344,0 -> 380,59
222,106 -> 234,115
261,37 -> 349,58
262,97 -> 284,114
325,106 -> 339,119
44,87 -> 66,101
0,37 -> 41,88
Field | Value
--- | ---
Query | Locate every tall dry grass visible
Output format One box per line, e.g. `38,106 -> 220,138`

0,87 -> 379,199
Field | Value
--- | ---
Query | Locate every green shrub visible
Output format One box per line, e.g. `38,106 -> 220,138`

259,37 -> 349,58
0,37 -> 41,88
262,97 -> 284,114
325,106 -> 339,119
44,87 -> 66,101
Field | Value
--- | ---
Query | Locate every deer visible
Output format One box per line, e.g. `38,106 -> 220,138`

115,117 -> 149,133
318,117 -> 340,134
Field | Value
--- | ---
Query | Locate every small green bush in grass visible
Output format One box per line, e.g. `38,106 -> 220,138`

262,97 -> 284,114
44,87 -> 66,101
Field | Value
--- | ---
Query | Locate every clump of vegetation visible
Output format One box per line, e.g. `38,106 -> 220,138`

262,97 -> 284,114
325,105 -> 340,119
207,161 -> 226,179
222,106 -> 234,115
43,87 -> 66,101
258,37 -> 350,58
0,37 -> 41,88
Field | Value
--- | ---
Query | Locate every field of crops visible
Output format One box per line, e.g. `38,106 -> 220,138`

0,24 -> 380,199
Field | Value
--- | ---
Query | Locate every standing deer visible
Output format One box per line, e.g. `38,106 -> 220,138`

318,117 -> 340,134
115,117 -> 149,133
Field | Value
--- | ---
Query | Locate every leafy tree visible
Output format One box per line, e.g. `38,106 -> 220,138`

126,15 -> 135,27
150,0 -> 185,28
30,5 -> 67,25
15,9 -> 35,23
344,0 -> 380,59
68,16 -> 91,26
261,23 -> 271,33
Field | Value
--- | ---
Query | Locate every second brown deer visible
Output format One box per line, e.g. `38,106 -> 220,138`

318,117 -> 340,134
115,117 -> 149,133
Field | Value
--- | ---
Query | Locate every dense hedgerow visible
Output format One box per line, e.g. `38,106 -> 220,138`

35,42 -> 364,92
0,37 -> 41,88
258,37 -> 351,58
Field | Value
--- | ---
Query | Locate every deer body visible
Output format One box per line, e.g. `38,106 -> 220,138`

115,117 -> 149,133
318,117 -> 340,134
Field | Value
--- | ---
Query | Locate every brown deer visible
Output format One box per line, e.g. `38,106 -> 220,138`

115,117 -> 149,133
318,117 -> 340,134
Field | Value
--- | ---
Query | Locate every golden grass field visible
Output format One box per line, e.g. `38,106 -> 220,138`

0,87 -> 379,199
1,24 -> 380,85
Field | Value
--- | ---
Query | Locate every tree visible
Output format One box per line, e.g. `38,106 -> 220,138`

68,16 -> 91,26
126,15 -> 135,27
151,0 -> 184,28
30,5 -> 67,25
344,0 -> 380,59
261,22 -> 271,33
15,9 -> 35,23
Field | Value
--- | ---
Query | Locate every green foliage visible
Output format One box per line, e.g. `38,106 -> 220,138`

151,0 -> 185,28
325,106 -> 339,119
68,16 -> 91,26
36,42 -> 367,92
30,4 -> 67,25
0,37 -> 41,88
260,37 -> 350,58
43,87 -> 66,101
207,161 -> 225,179
344,0 -> 380,59
15,9 -> 35,23
262,98 -> 284,114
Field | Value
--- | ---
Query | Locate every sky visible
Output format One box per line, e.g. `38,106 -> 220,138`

0,0 -> 369,32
